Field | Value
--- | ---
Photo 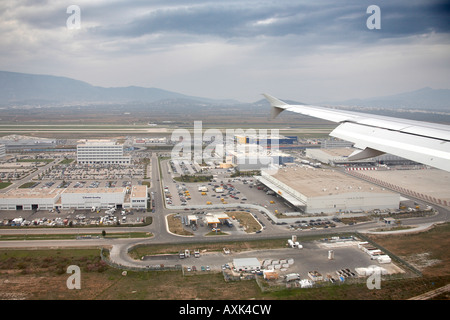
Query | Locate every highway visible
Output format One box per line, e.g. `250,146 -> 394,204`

0,152 -> 449,271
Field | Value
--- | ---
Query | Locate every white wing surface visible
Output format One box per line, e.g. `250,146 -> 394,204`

263,93 -> 450,172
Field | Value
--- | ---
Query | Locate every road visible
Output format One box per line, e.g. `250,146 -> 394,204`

0,151 -> 449,271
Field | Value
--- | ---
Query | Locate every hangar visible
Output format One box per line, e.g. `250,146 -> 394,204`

0,188 -> 63,211
0,185 -> 148,211
256,166 -> 400,214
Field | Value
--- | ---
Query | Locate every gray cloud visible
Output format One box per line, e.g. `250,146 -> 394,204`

0,0 -> 449,102
87,1 -> 450,42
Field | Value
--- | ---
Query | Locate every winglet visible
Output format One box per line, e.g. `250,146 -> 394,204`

348,147 -> 385,161
262,93 -> 288,119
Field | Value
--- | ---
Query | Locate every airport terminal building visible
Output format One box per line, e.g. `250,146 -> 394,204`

256,167 -> 400,214
0,185 -> 148,211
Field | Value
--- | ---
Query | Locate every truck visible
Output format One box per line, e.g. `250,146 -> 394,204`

224,219 -> 233,227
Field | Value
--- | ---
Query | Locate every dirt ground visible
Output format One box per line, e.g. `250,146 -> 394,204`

367,222 -> 450,277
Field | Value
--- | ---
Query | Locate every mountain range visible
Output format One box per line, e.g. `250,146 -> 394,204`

0,71 -> 237,106
0,70 -> 449,110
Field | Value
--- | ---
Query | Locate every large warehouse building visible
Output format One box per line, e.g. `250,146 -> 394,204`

305,147 -> 414,167
256,167 -> 400,214
0,185 -> 148,211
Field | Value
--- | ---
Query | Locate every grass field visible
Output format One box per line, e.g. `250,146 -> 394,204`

0,232 -> 151,241
0,223 -> 448,300
0,182 -> 12,189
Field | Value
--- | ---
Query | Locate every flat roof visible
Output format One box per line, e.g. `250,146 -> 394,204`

320,148 -> 354,157
63,187 -> 126,194
271,167 -> 394,198
131,185 -> 147,198
205,215 -> 220,224
233,258 -> 261,269
77,139 -> 120,146
357,168 -> 450,203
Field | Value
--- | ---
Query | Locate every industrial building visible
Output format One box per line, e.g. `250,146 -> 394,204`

232,258 -> 261,272
0,185 -> 147,211
227,144 -> 294,171
234,134 -> 298,146
305,147 -> 414,167
320,138 -> 354,149
256,167 -> 400,214
0,144 -> 5,158
0,135 -> 57,151
77,139 -> 131,165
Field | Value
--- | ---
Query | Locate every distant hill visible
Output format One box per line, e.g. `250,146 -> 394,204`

323,87 -> 450,111
0,71 -> 238,106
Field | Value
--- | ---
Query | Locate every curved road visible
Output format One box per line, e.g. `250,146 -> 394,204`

0,153 -> 448,270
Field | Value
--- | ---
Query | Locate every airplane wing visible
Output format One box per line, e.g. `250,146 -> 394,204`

263,93 -> 450,172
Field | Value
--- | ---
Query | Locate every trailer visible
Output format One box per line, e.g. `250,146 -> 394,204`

285,273 -> 300,282
308,271 -> 323,281
224,219 -> 233,227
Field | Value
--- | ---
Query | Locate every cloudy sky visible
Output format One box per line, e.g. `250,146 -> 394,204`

1,0 -> 449,102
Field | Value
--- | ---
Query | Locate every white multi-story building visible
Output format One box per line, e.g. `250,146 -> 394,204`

77,140 -> 131,165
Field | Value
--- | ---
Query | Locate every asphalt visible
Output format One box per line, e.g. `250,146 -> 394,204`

0,152 -> 448,273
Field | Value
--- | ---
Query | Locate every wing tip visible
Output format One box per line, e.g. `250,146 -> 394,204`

262,93 -> 287,119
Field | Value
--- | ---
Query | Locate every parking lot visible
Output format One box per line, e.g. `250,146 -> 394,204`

168,208 -> 264,236
0,206 -> 150,228
40,162 -> 145,181
161,159 -> 293,214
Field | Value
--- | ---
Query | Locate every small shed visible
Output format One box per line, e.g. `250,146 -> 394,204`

187,215 -> 197,224
233,258 -> 261,271
383,217 -> 396,225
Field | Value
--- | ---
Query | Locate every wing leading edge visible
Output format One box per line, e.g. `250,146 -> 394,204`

263,93 -> 450,172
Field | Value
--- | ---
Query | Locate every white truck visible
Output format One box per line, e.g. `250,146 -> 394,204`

285,273 -> 300,282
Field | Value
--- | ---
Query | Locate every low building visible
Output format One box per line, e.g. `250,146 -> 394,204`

228,144 -> 294,171
232,258 -> 261,272
306,147 -> 414,166
0,188 -> 64,211
0,185 -> 147,211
